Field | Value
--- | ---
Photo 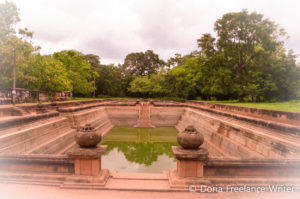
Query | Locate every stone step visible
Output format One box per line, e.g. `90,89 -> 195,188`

17,125 -> 73,155
189,104 -> 300,135
0,117 -> 69,149
56,141 -> 76,155
177,122 -> 256,159
203,139 -> 237,159
184,109 -> 300,158
0,171 -> 67,186
0,111 -> 59,131
0,119 -> 71,155
178,112 -> 265,158
29,129 -> 76,154
0,116 -> 61,137
100,124 -> 114,137
89,117 -> 110,129
135,101 -> 153,127
72,107 -> 108,127
96,120 -> 113,134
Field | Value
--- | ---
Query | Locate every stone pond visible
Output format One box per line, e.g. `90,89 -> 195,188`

0,99 -> 299,191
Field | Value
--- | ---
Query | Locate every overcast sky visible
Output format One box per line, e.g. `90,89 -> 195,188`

2,0 -> 300,64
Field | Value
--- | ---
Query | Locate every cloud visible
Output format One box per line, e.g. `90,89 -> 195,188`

3,0 -> 300,64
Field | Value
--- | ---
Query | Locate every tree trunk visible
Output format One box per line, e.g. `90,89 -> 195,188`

238,96 -> 244,102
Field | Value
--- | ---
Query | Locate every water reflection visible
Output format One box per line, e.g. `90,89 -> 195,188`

101,127 -> 179,173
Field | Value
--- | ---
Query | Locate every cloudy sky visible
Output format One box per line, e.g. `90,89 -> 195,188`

2,0 -> 300,64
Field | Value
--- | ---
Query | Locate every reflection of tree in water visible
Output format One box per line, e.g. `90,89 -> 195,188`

103,141 -> 177,166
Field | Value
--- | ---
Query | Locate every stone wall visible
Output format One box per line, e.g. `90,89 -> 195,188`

150,107 -> 184,126
64,107 -> 114,137
176,108 -> 300,159
205,158 -> 300,177
0,154 -> 73,174
106,107 -> 139,126
189,101 -> 300,126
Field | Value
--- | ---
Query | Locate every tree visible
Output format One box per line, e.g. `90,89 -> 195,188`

0,1 -> 38,91
53,50 -> 95,96
19,54 -> 72,92
166,58 -> 200,99
94,64 -> 124,97
84,54 -> 100,97
214,10 -> 286,101
0,1 -> 20,38
196,34 -> 235,100
128,76 -> 153,97
128,70 -> 168,98
122,50 -> 165,76
197,34 -> 216,58
167,53 -> 184,68
268,50 -> 300,101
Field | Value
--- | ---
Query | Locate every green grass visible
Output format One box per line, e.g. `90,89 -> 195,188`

200,100 -> 300,113
16,96 -> 299,113
67,97 -> 100,101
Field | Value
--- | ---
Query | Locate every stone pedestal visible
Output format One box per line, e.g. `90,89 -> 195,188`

68,145 -> 107,176
168,146 -> 210,188
172,146 -> 208,177
64,145 -> 109,188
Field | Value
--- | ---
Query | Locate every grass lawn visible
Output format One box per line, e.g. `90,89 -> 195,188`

13,97 -> 300,113
202,100 -> 300,113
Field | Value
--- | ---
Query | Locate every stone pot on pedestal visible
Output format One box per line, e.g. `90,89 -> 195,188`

177,125 -> 204,149
75,124 -> 102,147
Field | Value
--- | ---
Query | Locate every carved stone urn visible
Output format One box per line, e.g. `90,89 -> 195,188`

177,125 -> 204,149
75,124 -> 101,147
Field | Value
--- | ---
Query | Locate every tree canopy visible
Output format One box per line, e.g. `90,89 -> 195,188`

1,2 -> 299,102
122,50 -> 165,76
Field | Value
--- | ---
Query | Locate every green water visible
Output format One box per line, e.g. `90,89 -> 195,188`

101,126 -> 179,173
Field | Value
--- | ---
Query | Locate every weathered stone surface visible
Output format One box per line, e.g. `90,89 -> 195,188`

75,124 -> 102,147
11,107 -> 24,116
36,103 -> 48,114
62,169 -> 110,187
172,146 -> 208,160
172,146 -> 208,178
0,111 -> 59,130
168,170 -> 211,188
0,154 -> 74,174
67,145 -> 107,176
134,101 -> 155,128
67,145 -> 107,159
151,107 -> 184,126
189,100 -> 300,125
106,107 -> 138,126
177,126 -> 204,149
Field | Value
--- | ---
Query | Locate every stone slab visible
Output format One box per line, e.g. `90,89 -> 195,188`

61,169 -> 110,188
172,146 -> 208,160
168,170 -> 211,189
67,145 -> 107,159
